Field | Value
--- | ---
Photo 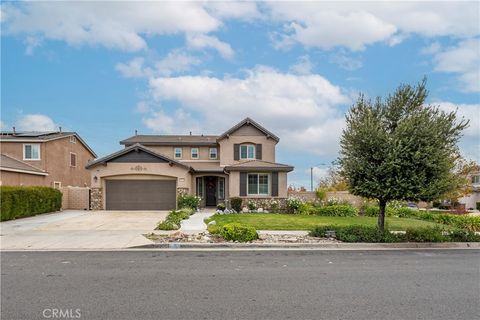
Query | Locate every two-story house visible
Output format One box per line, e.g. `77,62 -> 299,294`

86,118 -> 294,210
459,171 -> 480,210
0,130 -> 97,187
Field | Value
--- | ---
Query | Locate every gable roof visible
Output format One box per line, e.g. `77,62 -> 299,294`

0,154 -> 48,176
0,131 -> 97,157
85,143 -> 189,169
224,160 -> 293,172
218,117 -> 280,142
120,134 -> 218,146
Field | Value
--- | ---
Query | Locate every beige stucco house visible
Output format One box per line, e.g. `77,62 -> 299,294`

86,118 -> 294,210
0,130 -> 97,188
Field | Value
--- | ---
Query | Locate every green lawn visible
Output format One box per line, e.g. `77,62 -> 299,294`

206,213 -> 446,231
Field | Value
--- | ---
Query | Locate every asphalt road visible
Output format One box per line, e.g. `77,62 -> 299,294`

1,250 -> 479,320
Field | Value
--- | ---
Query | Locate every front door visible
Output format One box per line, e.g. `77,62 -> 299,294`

205,176 -> 217,206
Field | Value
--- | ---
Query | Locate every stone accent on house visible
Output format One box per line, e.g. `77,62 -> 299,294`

90,188 -> 103,210
237,197 -> 287,212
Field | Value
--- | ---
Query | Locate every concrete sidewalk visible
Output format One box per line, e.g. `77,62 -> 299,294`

180,209 -> 216,234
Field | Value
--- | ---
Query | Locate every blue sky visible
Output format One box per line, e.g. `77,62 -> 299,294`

1,1 -> 479,187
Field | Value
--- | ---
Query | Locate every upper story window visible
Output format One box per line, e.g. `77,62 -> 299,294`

23,144 -> 40,160
240,144 -> 255,160
70,152 -> 77,167
209,147 -> 218,159
174,147 -> 182,159
70,136 -> 77,143
191,148 -> 199,159
472,175 -> 480,184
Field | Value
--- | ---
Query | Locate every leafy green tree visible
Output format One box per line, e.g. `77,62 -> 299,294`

339,79 -> 468,229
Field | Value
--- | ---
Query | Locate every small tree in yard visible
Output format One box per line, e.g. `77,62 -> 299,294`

339,79 -> 468,229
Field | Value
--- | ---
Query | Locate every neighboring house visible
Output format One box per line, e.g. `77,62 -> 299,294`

459,172 -> 480,210
0,130 -> 97,188
86,118 -> 294,210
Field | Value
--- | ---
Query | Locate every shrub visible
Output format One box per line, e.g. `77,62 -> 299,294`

286,197 -> 303,214
220,223 -> 258,242
155,208 -> 193,230
207,224 -> 220,234
269,199 -> 280,212
297,202 -> 316,215
216,203 -> 226,211
247,200 -> 257,211
315,188 -> 327,201
310,225 -> 400,243
177,194 -> 201,210
402,227 -> 445,242
362,205 -> 396,217
477,202 -> 480,211
447,229 -> 480,242
0,186 -> 62,221
396,209 -> 480,232
313,205 -> 358,217
230,197 -> 243,212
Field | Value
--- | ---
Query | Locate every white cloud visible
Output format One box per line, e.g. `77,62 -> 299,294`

205,2 -> 260,20
329,50 -> 363,71
24,36 -> 42,55
2,2 -> 222,52
420,42 -> 441,55
146,66 -> 350,156
186,34 -> 234,59
115,57 -> 153,79
432,38 -> 480,92
267,2 -> 480,51
155,50 -> 202,76
135,101 -> 151,113
436,101 -> 480,162
15,114 -> 57,131
289,55 -> 314,75
116,50 -> 202,79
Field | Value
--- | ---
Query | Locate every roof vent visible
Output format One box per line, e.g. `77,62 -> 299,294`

135,129 -> 138,136
12,127 -> 16,135
59,126 -> 62,133
189,131 -> 192,136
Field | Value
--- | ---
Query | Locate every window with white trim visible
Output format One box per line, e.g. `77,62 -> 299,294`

218,177 -> 225,200
174,147 -> 182,159
53,181 -> 62,189
209,147 -> 217,159
23,144 -> 40,160
472,175 -> 480,184
70,152 -> 77,167
240,144 -> 255,160
247,173 -> 269,195
191,148 -> 199,159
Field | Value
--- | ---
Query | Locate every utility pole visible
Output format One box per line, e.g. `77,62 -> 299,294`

310,167 -> 313,191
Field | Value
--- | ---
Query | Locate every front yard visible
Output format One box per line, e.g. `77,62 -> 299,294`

205,213 -> 447,231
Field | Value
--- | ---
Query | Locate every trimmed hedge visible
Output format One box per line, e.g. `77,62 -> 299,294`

310,225 -> 399,242
220,223 -> 258,242
313,204 -> 358,217
230,197 -> 243,212
1,186 -> 62,221
155,208 -> 194,230
310,225 -> 480,242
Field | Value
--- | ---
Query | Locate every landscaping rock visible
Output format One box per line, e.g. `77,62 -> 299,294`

208,221 -> 216,226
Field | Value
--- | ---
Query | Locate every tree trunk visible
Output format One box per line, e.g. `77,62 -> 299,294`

378,199 -> 387,230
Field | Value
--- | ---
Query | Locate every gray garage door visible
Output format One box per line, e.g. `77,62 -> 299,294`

105,180 -> 176,210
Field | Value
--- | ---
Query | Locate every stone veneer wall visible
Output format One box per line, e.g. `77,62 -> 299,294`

236,197 -> 288,212
90,188 -> 103,210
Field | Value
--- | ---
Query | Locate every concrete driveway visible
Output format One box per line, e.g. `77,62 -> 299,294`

0,210 -> 167,250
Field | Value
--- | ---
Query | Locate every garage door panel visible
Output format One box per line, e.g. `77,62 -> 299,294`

106,180 -> 176,210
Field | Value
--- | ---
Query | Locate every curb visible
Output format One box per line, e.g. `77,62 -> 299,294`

131,242 -> 480,250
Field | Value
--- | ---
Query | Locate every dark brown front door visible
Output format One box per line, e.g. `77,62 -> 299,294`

204,176 -> 217,207
105,179 -> 176,210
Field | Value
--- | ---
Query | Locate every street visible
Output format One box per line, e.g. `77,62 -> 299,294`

1,250 -> 479,320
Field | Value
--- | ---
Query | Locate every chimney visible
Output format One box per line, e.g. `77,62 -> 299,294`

12,127 -> 16,135
135,129 -> 138,136
59,126 -> 62,133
